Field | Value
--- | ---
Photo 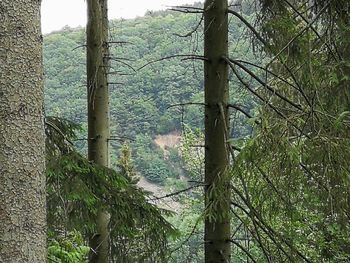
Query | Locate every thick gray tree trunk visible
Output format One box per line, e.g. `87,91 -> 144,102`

87,0 -> 110,262
204,0 -> 231,262
0,1 -> 46,262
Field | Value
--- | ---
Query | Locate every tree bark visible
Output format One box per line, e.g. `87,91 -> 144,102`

87,0 -> 110,262
0,1 -> 46,262
204,0 -> 231,262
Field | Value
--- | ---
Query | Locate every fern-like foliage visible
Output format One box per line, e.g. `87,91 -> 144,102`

45,116 -> 178,262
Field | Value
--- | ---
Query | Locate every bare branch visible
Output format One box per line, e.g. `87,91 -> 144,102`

224,57 -> 283,114
266,2 -> 330,67
228,58 -> 304,112
167,102 -> 206,109
107,56 -> 135,62
45,118 -> 74,146
228,103 -> 258,122
229,239 -> 258,263
224,57 -> 311,139
231,186 -> 312,263
228,9 -> 267,46
149,184 -> 205,201
108,41 -> 134,45
107,71 -> 123,75
72,44 -> 86,51
138,55 -> 208,70
233,59 -> 312,107
169,8 -> 203,14
282,0 -> 338,60
169,5 -> 204,14
174,14 -> 204,38
109,57 -> 136,72
233,59 -> 298,90
108,82 -> 124,85
169,6 -> 204,11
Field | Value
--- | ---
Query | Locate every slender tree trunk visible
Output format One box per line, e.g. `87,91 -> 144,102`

0,1 -> 46,262
204,0 -> 231,262
86,0 -> 110,262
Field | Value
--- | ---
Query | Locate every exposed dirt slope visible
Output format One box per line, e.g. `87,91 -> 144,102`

136,131 -> 183,212
137,176 -> 181,212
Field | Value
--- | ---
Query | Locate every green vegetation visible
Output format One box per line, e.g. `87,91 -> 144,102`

48,231 -> 90,263
42,1 -> 350,262
43,7 -> 256,185
45,117 -> 177,262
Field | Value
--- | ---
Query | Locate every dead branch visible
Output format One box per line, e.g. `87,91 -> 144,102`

231,185 -> 312,263
109,57 -> 136,72
227,103 -> 258,122
72,44 -> 87,51
107,56 -> 135,62
108,41 -> 134,45
227,9 -> 267,46
149,184 -> 204,201
45,118 -> 74,146
282,0 -> 338,60
138,55 -> 208,70
167,102 -> 206,109
224,57 -> 311,139
233,59 -> 312,107
228,58 -> 304,112
174,14 -> 204,38
232,59 -> 298,90
169,5 -> 204,14
266,2 -> 330,67
229,239 -> 258,263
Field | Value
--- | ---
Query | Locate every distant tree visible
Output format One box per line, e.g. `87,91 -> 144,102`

0,1 -> 46,261
117,142 -> 139,184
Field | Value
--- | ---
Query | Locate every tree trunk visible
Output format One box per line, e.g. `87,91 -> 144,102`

204,0 -> 231,262
86,0 -> 110,262
0,1 -> 46,262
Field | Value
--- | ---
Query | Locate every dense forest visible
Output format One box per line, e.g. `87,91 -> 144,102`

43,3 -> 255,185
1,0 -> 350,262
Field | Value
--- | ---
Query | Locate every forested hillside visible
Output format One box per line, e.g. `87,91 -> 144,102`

42,8 -> 260,261
43,5 -> 256,184
3,0 -> 350,262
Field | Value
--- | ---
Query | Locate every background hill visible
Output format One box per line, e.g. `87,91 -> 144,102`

43,5 -> 257,185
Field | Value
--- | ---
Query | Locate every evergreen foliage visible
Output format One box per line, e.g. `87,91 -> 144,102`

45,117 -> 177,262
227,0 -> 350,261
41,1 -> 350,261
43,8 -> 256,184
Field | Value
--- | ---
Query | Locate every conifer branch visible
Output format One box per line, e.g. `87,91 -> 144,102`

149,184 -> 204,201
228,239 -> 258,263
228,58 -> 304,112
174,14 -> 204,38
282,0 -> 338,60
228,104 -> 252,118
169,6 -> 204,14
266,2 -> 330,67
231,185 -> 312,263
138,55 -> 208,70
227,9 -> 267,46
167,102 -> 206,109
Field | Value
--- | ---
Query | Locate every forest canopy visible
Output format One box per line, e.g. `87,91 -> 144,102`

1,0 -> 350,262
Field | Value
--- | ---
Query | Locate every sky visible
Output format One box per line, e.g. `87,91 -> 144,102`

41,0 -> 204,34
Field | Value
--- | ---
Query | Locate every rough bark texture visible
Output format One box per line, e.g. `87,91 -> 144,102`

204,0 -> 231,262
87,0 -> 110,262
0,1 -> 46,262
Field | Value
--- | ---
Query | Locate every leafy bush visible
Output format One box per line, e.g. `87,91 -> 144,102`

48,230 -> 89,263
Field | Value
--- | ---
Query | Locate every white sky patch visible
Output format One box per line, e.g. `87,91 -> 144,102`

41,0 -> 204,34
